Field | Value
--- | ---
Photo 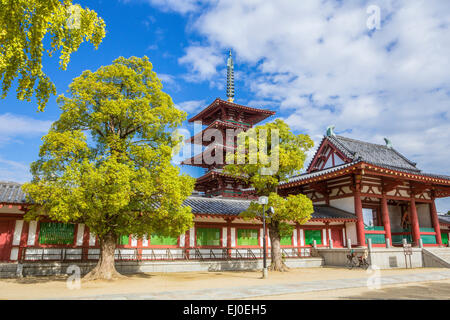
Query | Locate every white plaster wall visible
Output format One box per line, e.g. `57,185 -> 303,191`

222,227 -> 227,247
299,229 -> 305,246
13,220 -> 24,246
230,228 -> 236,247
131,236 -> 138,247
417,204 -> 432,228
330,197 -> 355,214
27,221 -> 37,246
345,222 -> 357,245
143,234 -> 149,247
9,248 -> 19,261
322,229 -> 327,246
89,232 -> 96,246
76,224 -> 85,246
189,227 -> 195,247
293,229 -> 297,246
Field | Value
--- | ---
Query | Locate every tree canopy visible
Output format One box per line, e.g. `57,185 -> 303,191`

0,0 -> 106,111
22,56 -> 195,279
224,119 -> 314,271
225,119 -> 314,195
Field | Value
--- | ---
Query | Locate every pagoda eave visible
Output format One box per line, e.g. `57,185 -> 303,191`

188,98 -> 276,125
184,120 -> 246,145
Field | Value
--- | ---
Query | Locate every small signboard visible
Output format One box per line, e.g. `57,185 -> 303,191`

403,243 -> 413,268
403,244 -> 412,255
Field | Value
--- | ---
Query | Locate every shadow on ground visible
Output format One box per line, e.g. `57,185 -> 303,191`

344,282 -> 450,300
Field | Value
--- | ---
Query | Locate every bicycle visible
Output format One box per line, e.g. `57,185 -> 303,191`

346,250 -> 370,269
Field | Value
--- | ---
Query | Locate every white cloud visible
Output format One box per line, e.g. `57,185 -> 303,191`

0,157 -> 31,183
175,99 -> 205,113
0,113 -> 51,182
171,0 -> 450,210
0,113 -> 52,137
178,46 -> 223,82
175,1 -> 450,164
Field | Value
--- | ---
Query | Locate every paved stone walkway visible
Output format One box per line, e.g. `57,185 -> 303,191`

65,269 -> 450,300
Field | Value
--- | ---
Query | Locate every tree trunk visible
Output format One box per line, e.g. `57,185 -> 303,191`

268,223 -> 289,272
83,232 -> 124,280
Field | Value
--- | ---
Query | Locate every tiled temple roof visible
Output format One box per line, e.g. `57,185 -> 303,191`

286,162 -> 359,184
283,135 -> 450,186
328,135 -> 420,173
186,196 -> 356,220
185,196 -> 252,216
0,181 -> 27,204
0,181 -> 357,221
439,215 -> 450,225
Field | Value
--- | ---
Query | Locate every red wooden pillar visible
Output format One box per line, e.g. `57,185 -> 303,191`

185,228 -> 190,259
18,221 -> 29,262
429,198 -> 442,246
409,197 -> 421,246
381,194 -> 392,246
296,223 -> 301,255
354,180 -> 366,247
82,226 -> 90,261
136,237 -> 143,260
227,219 -> 232,258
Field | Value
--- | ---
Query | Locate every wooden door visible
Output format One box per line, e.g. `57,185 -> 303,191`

330,228 -> 343,247
0,221 -> 13,261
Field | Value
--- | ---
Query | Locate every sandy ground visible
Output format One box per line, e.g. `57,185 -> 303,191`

0,267 -> 447,300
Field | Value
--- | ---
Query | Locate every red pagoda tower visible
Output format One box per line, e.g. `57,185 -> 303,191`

182,51 -> 276,198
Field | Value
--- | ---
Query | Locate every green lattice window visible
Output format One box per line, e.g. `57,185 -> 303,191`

237,229 -> 258,246
420,234 -> 436,244
280,234 -> 292,246
365,226 -> 384,231
151,234 -> 178,245
441,232 -> 448,245
117,235 -> 129,245
365,233 -> 386,244
392,234 -> 412,244
304,230 -> 322,245
38,222 -> 75,245
196,228 -> 221,246
419,227 -> 435,233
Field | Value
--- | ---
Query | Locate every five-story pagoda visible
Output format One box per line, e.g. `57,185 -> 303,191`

181,51 -> 275,198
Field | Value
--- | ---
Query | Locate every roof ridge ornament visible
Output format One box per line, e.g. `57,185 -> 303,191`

226,50 -> 234,103
326,125 -> 336,137
384,137 -> 393,149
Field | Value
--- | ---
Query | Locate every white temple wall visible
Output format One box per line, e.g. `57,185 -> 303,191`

330,197 -> 355,214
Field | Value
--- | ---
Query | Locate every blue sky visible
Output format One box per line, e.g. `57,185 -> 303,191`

1,0 -> 449,211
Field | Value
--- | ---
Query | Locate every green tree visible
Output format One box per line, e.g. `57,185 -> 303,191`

23,56 -> 195,280
0,0 -> 106,111
224,119 -> 314,271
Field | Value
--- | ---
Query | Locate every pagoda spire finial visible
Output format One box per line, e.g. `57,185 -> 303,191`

226,50 -> 234,102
